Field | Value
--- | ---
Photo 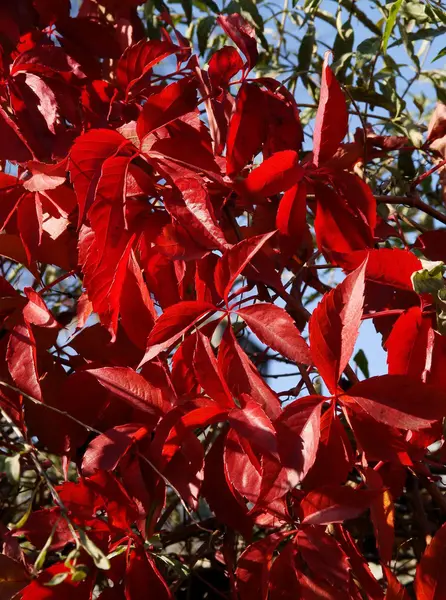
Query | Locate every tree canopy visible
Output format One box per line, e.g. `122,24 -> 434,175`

0,1 -> 446,599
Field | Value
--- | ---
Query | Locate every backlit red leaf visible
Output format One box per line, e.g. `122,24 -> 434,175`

243,150 -> 304,197
309,259 -> 367,393
312,52 -> 348,167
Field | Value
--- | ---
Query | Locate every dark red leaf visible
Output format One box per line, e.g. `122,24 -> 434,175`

217,14 -> 258,72
137,78 -> 198,141
6,317 -> 42,401
226,82 -> 267,176
202,431 -> 253,539
301,485 -> 382,525
82,424 -> 148,476
86,367 -> 169,415
383,566 -> 410,600
125,547 -> 172,600
117,39 -> 180,96
275,395 -> 324,485
414,522 -> 446,600
346,375 -> 446,430
236,533 -> 286,600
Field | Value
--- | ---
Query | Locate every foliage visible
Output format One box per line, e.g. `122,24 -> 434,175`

0,0 -> 446,599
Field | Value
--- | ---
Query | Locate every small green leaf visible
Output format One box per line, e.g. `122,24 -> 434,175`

354,350 -> 370,379
78,530 -> 110,571
196,16 -> 215,56
70,567 -> 88,582
432,47 -> 446,63
411,260 -> 445,295
382,0 -> 404,53
45,572 -> 69,587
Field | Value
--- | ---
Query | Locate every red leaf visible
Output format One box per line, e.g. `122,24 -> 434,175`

301,485 -> 382,525
17,192 -> 43,264
297,527 -> 350,592
169,175 -> 228,250
0,555 -> 29,599
226,82 -> 267,176
237,302 -> 311,364
137,78 -> 198,141
217,14 -> 258,72
346,375 -> 446,430
314,175 -> 376,256
6,318 -> 42,401
193,331 -> 234,408
218,327 -> 282,420
335,525 -> 385,600
243,150 -> 304,197
224,429 -> 262,504
20,563 -> 92,600
86,367 -> 169,415
276,181 -> 308,240
385,307 -> 432,378
202,431 -> 253,539
274,395 -> 324,485
414,522 -> 446,600
119,251 -> 156,350
82,424 -> 148,476
268,544 -> 301,600
140,300 -> 217,365
333,248 -> 422,290
236,534 -> 286,600
364,468 -> 395,565
312,52 -> 348,167
208,46 -> 243,91
23,287 -> 59,328
303,407 -> 354,489
117,39 -> 180,96
309,259 -> 367,394
215,231 -> 276,304
69,129 -> 131,225
79,224 -> 136,341
0,106 -> 32,162
229,398 -> 278,457
384,566 -> 410,600
125,547 -> 172,600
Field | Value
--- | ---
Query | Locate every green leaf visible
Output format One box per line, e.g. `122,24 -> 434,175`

354,349 -> 370,379
181,0 -> 193,23
195,0 -> 219,12
432,47 -> 446,63
411,260 -> 445,295
196,16 -> 215,56
45,572 -> 69,587
382,0 -> 404,53
71,567 -> 88,582
78,530 -> 110,570
297,23 -> 315,81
